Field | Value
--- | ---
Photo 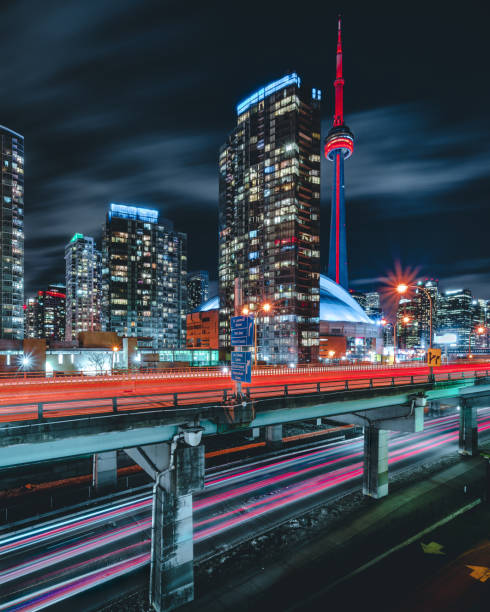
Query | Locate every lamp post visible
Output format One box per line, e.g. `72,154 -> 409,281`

468,325 -> 486,359
243,302 -> 272,367
397,283 -> 433,350
112,345 -> 119,370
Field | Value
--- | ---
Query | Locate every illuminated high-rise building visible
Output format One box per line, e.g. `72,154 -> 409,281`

65,233 -> 102,340
1,125 -> 24,339
325,18 -> 354,290
25,284 -> 66,341
219,73 -> 321,364
187,270 -> 209,312
102,204 -> 187,349
438,288 -> 472,352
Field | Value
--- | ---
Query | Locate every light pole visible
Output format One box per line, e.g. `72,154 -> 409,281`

397,283 -> 433,350
243,302 -> 272,367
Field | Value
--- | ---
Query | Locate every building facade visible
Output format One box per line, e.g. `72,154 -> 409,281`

0,125 -> 24,339
65,233 -> 102,340
186,309 -> 219,350
102,203 -> 187,349
219,73 -> 321,364
437,288 -> 472,352
25,284 -> 66,341
187,270 -> 209,312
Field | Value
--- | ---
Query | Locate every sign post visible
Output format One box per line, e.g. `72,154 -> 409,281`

427,348 -> 441,367
231,351 -> 252,384
230,315 -> 254,397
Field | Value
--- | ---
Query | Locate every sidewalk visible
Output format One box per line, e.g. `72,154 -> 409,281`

183,453 -> 488,611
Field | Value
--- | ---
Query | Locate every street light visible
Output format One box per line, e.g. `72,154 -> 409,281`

243,301 -> 274,367
112,345 -> 119,369
397,283 -> 433,349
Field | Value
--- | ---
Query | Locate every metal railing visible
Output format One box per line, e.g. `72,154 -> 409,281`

0,367 -> 488,425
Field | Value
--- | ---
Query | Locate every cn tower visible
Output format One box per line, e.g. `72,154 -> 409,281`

325,16 -> 354,290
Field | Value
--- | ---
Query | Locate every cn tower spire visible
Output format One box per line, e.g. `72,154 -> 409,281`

325,16 -> 354,290
333,15 -> 344,127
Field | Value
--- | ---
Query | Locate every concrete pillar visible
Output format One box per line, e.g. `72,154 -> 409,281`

149,443 -> 205,612
265,424 -> 283,448
251,427 -> 260,439
92,451 -> 117,494
429,400 -> 440,416
362,427 -> 389,499
459,401 -> 478,456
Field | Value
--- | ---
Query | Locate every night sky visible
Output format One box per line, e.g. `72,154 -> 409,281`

1,1 -> 489,298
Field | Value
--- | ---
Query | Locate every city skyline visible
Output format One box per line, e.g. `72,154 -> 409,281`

1,3 -> 489,298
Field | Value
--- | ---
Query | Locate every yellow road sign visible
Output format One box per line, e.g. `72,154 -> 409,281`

427,348 -> 442,366
466,565 -> 490,582
421,541 -> 445,555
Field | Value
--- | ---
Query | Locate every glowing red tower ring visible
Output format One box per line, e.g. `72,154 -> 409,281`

325,130 -> 354,160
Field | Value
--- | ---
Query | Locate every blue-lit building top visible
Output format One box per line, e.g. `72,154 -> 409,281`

108,203 -> 159,223
236,73 -> 303,115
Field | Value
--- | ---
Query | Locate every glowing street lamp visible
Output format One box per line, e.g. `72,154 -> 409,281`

112,345 -> 120,369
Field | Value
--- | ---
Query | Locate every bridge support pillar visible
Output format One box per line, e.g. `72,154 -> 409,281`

459,401 -> 478,456
362,427 -> 389,499
125,437 -> 204,611
92,451 -> 117,494
429,400 -> 441,416
265,424 -> 282,448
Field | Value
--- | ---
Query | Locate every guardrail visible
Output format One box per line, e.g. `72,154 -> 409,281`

0,368 -> 488,425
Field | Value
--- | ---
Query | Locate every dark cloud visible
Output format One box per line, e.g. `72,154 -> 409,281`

0,1 -> 489,300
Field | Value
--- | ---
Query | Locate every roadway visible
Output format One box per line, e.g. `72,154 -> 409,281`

1,407 -> 490,611
0,362 -> 488,423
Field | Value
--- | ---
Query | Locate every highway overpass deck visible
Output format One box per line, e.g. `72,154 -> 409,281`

0,365 -> 489,468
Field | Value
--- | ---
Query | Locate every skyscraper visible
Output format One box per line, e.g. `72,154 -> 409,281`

187,270 -> 209,312
325,18 -> 354,290
65,233 -> 102,340
438,288 -> 472,352
219,73 -> 321,364
25,284 -> 66,341
1,125 -> 24,339
102,204 -> 187,349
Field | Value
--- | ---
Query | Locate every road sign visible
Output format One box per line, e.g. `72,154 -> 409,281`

427,348 -> 442,366
231,316 -> 254,347
231,351 -> 252,383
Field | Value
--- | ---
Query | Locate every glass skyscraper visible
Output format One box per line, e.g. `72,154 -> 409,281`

0,125 -> 24,339
65,233 -> 102,340
219,74 -> 321,364
102,204 -> 187,349
187,270 -> 209,312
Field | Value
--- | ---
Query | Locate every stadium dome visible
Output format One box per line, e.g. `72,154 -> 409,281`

319,275 -> 372,324
197,275 -> 372,325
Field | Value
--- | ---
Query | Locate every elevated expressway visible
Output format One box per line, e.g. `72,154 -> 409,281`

1,363 -> 490,610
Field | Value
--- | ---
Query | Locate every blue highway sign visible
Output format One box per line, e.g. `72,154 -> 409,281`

231,351 -> 252,383
231,315 -> 254,347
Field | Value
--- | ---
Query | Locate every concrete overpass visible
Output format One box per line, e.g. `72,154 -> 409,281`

1,364 -> 490,610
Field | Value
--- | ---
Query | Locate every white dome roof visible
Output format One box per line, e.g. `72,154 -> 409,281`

197,275 -> 373,325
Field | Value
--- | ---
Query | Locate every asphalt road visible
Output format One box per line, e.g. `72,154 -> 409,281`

1,408 -> 490,611
305,496 -> 490,612
0,362 -> 487,422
